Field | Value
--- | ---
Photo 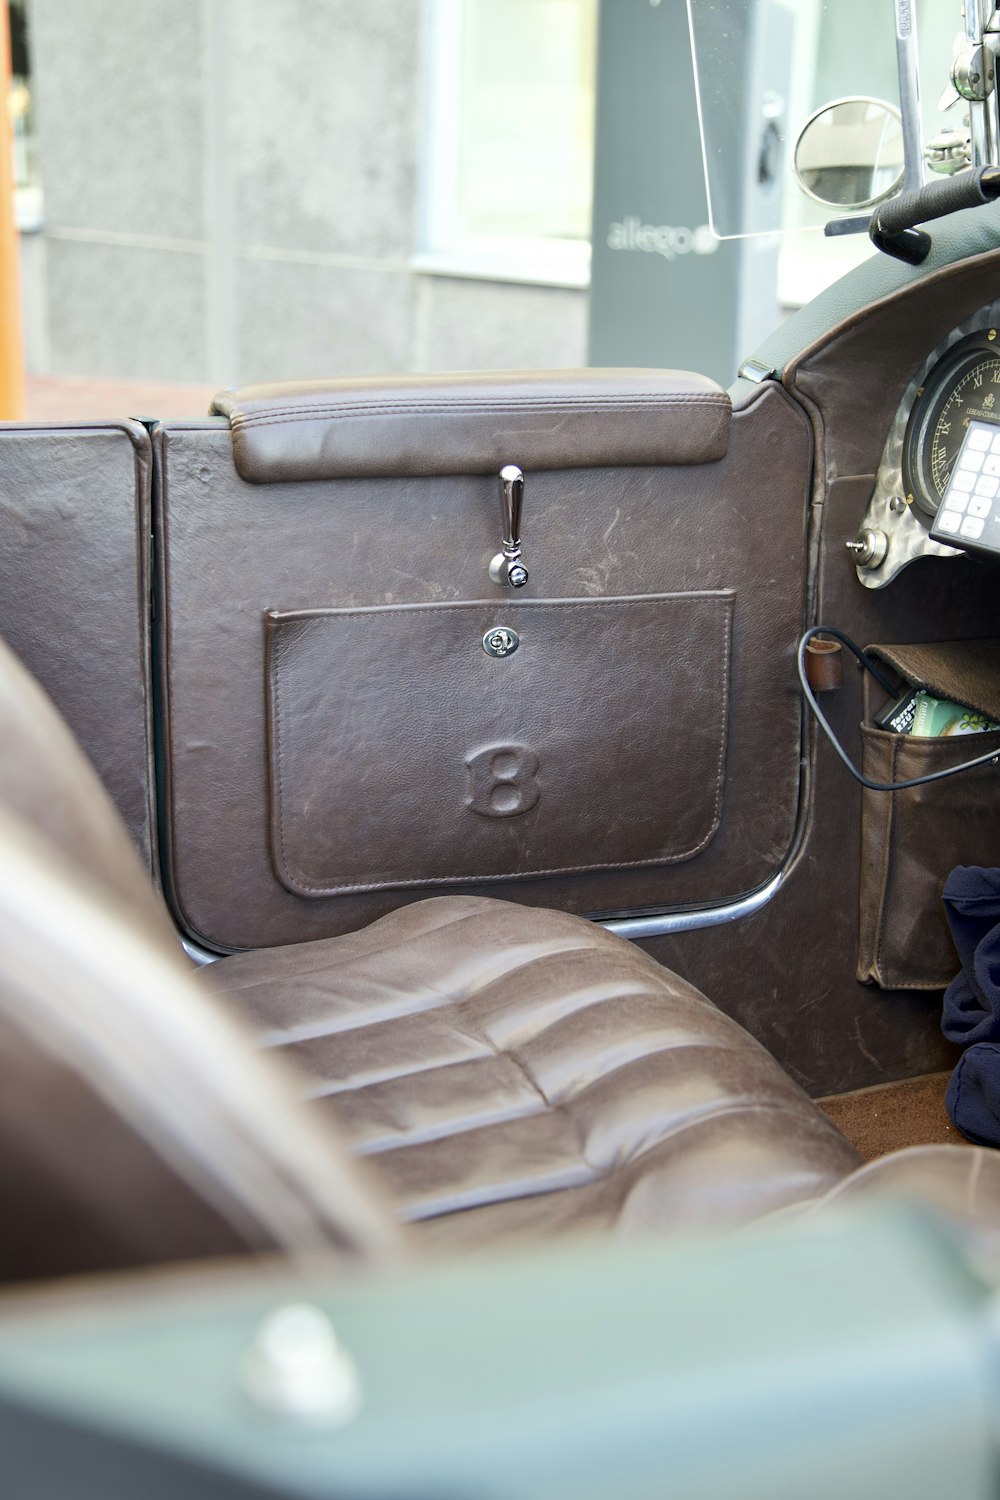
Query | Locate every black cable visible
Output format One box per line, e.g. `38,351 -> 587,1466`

797,626 -> 1000,792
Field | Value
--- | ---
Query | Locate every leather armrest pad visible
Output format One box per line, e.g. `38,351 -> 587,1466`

211,369 -> 732,482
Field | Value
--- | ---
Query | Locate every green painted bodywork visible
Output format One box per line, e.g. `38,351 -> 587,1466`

0,1207 -> 996,1498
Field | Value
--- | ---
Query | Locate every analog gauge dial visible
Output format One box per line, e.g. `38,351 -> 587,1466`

902,330 -> 1000,517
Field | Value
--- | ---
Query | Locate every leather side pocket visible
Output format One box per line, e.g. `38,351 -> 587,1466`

858,721 -> 1000,989
265,592 -> 734,899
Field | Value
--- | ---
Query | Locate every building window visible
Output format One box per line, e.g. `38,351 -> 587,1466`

417,0 -> 597,287
8,0 -> 42,231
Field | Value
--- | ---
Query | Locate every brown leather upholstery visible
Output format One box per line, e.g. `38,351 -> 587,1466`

0,625 -> 858,1276
0,627 -> 994,1286
210,370 -> 732,482
156,379 -> 811,951
203,896 -> 862,1245
774,1144 -> 1000,1257
0,640 -> 398,1281
0,622 -> 178,950
0,422 -> 156,869
783,246 -> 1000,485
264,593 -> 733,899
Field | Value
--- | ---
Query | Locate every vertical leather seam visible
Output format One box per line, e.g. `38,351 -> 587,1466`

872,731 -> 899,984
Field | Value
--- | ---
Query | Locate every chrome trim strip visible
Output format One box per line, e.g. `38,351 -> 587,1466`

737,357 -> 775,384
600,870 -> 784,941
181,935 -> 220,966
181,875 -> 785,958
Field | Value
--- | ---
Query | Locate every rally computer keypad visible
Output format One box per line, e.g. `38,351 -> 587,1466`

930,418 -> 1000,557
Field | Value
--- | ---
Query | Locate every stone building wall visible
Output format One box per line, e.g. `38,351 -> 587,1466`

22,0 -> 587,385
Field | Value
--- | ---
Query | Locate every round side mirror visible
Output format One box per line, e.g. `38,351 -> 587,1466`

793,96 -> 905,210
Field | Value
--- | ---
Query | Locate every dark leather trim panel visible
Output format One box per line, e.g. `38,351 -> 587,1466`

857,717 -> 1000,990
155,380 -> 810,952
651,250 -> 1000,1098
211,370 -> 732,482
741,202 -> 1000,385
208,894 -> 861,1243
784,246 -> 1000,483
0,421 -> 157,872
265,593 -> 733,897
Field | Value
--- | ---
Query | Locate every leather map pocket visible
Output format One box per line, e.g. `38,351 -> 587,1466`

858,720 -> 1000,990
858,639 -> 1000,989
265,592 -> 734,898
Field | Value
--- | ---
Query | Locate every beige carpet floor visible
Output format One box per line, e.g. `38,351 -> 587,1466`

817,1071 -> 969,1161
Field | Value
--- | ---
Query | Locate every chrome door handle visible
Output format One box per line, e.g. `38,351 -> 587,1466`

489,464 -> 529,588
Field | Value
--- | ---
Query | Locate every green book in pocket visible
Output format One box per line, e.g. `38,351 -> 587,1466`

909,691 -> 1000,737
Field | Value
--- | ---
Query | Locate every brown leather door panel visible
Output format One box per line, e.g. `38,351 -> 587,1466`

266,592 -> 733,898
155,372 -> 812,951
0,422 -> 156,871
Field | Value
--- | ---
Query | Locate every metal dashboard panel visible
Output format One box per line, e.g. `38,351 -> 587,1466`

854,300 -> 1000,587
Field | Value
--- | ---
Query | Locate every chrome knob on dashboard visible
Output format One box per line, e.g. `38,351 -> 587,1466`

489,464 -> 529,588
846,527 -> 889,569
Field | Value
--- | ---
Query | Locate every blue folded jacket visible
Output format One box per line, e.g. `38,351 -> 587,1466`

941,866 -> 1000,1144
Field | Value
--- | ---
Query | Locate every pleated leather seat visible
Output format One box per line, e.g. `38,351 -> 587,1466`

204,896 -> 861,1245
1,627 -> 997,1283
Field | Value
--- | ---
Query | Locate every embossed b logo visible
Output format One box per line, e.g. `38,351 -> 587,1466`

465,745 -> 541,819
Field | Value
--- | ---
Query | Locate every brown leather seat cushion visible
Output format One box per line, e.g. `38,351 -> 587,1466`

202,895 -> 862,1246
0,625 -> 990,1286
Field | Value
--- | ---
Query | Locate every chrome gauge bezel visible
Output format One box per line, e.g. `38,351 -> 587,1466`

854,299 -> 1000,589
902,329 -> 1000,517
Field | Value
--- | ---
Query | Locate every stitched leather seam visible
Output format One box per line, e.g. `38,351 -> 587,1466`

212,899 -> 527,999
579,1094 -> 849,1172
870,725 -> 897,983
262,979 -> 726,1051
355,1096 -> 546,1155
305,1046 -> 495,1098
342,1040 -> 757,1151
270,596 -> 732,893
555,1042 -> 791,1110
231,394 -> 730,430
253,965 -> 679,1046
263,972 -> 653,1045
403,1162 -> 596,1219
266,594 -> 734,897
400,1098 -> 850,1219
214,928 -> 612,1005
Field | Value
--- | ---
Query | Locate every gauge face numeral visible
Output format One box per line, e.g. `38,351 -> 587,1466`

903,334 -> 1000,516
931,446 -> 951,493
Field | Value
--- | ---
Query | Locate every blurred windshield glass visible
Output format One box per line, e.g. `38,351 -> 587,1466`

686,0 -> 960,240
